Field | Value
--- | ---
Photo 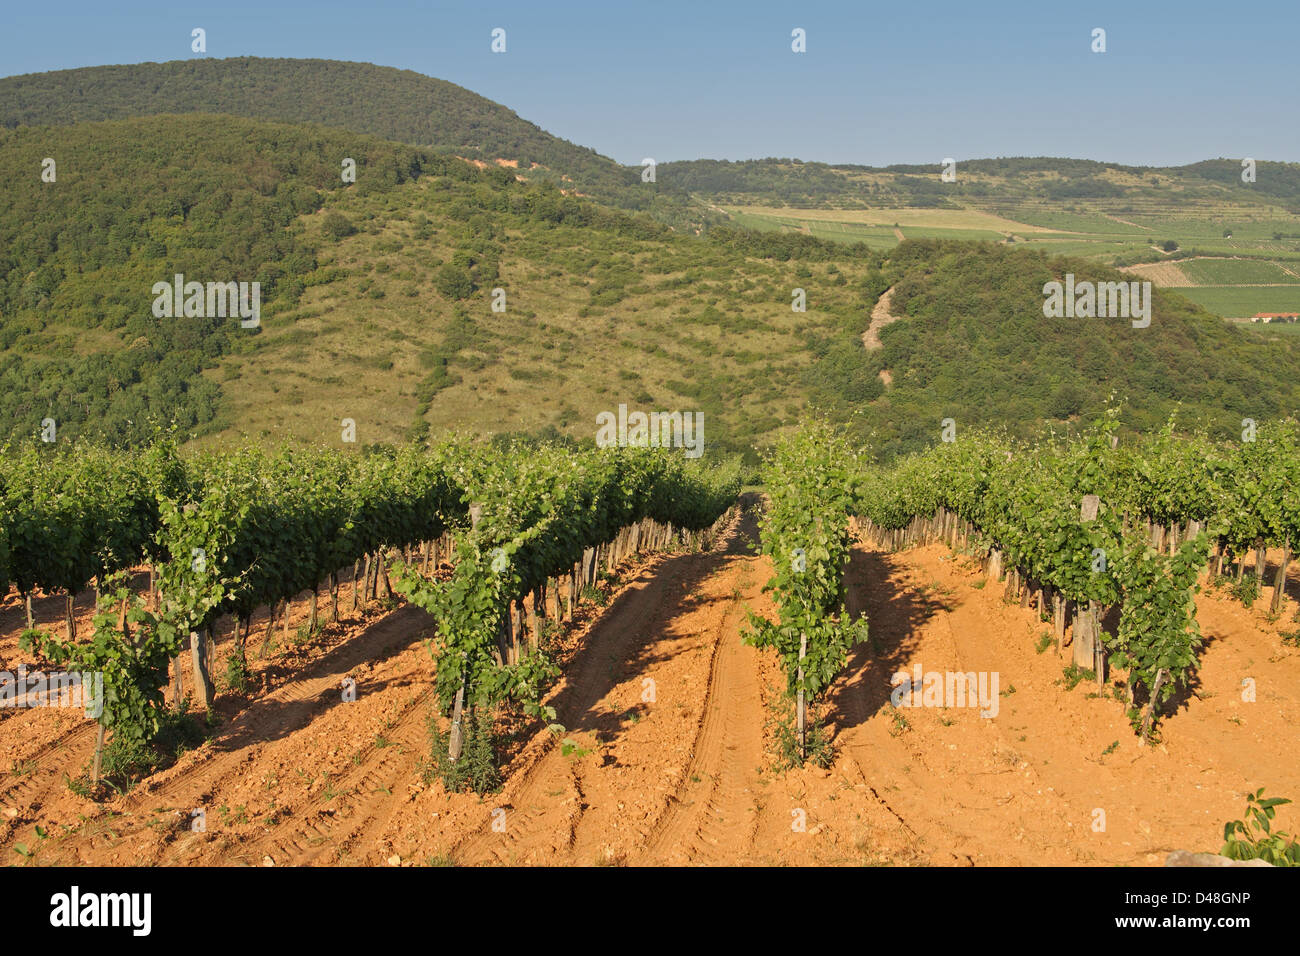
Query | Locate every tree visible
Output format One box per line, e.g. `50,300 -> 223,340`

435,263 -> 475,299
321,211 -> 356,239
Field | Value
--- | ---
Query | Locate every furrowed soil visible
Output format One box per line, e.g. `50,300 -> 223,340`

2,507 -> 1298,867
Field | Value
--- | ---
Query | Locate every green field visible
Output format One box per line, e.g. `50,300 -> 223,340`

721,198 -> 1300,325
1173,286 -> 1300,318
1177,258 -> 1300,284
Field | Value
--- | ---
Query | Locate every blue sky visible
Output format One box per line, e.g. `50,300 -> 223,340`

2,0 -> 1296,167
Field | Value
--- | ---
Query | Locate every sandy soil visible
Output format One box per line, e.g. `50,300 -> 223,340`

2,507 -> 1297,867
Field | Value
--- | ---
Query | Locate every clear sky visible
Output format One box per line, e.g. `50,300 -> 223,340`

2,0 -> 1295,167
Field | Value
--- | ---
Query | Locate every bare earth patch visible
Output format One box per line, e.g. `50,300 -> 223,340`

1119,261 -> 1193,286
863,286 -> 902,350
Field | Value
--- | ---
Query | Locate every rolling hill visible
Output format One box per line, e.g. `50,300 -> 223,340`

0,57 -> 702,223
2,61 -> 1300,460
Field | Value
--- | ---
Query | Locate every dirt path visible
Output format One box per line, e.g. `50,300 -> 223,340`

373,505 -> 911,866
862,286 -> 902,351
444,506 -> 827,866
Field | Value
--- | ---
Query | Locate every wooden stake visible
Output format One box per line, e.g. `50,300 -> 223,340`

797,633 -> 807,762
1271,538 -> 1291,616
448,669 -> 466,761
92,722 -> 105,789
190,630 -> 214,710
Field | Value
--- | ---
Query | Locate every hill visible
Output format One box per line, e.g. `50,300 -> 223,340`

858,240 -> 1300,453
3,114 -> 1298,460
0,57 -> 699,222
662,155 -> 1300,213
667,157 -> 1300,321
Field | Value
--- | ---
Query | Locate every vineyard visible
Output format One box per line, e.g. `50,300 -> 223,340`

853,411 -> 1300,739
0,438 -> 740,788
2,416 -> 1299,866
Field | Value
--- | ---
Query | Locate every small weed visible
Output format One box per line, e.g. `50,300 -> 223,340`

426,708 -> 500,795
223,652 -> 251,694
1058,664 -> 1095,691
1220,789 -> 1299,866
560,737 -> 592,759
768,693 -> 834,769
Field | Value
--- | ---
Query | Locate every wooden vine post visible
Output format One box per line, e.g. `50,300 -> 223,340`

1073,495 -> 1101,678
190,629 -> 215,710
1271,536 -> 1291,616
65,593 -> 76,642
797,632 -> 807,761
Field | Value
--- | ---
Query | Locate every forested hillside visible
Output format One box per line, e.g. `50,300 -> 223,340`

1,64 -> 1297,459
859,241 -> 1300,454
1,108 -> 1294,458
0,58 -> 699,220
0,114 -> 436,443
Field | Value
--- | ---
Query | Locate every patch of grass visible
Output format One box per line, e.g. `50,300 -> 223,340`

1057,663 -> 1096,691
768,693 -> 834,770
425,707 -> 501,795
223,650 -> 251,694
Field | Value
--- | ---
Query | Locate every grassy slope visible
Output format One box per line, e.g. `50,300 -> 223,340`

2,112 -> 1298,459
201,177 -> 881,457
